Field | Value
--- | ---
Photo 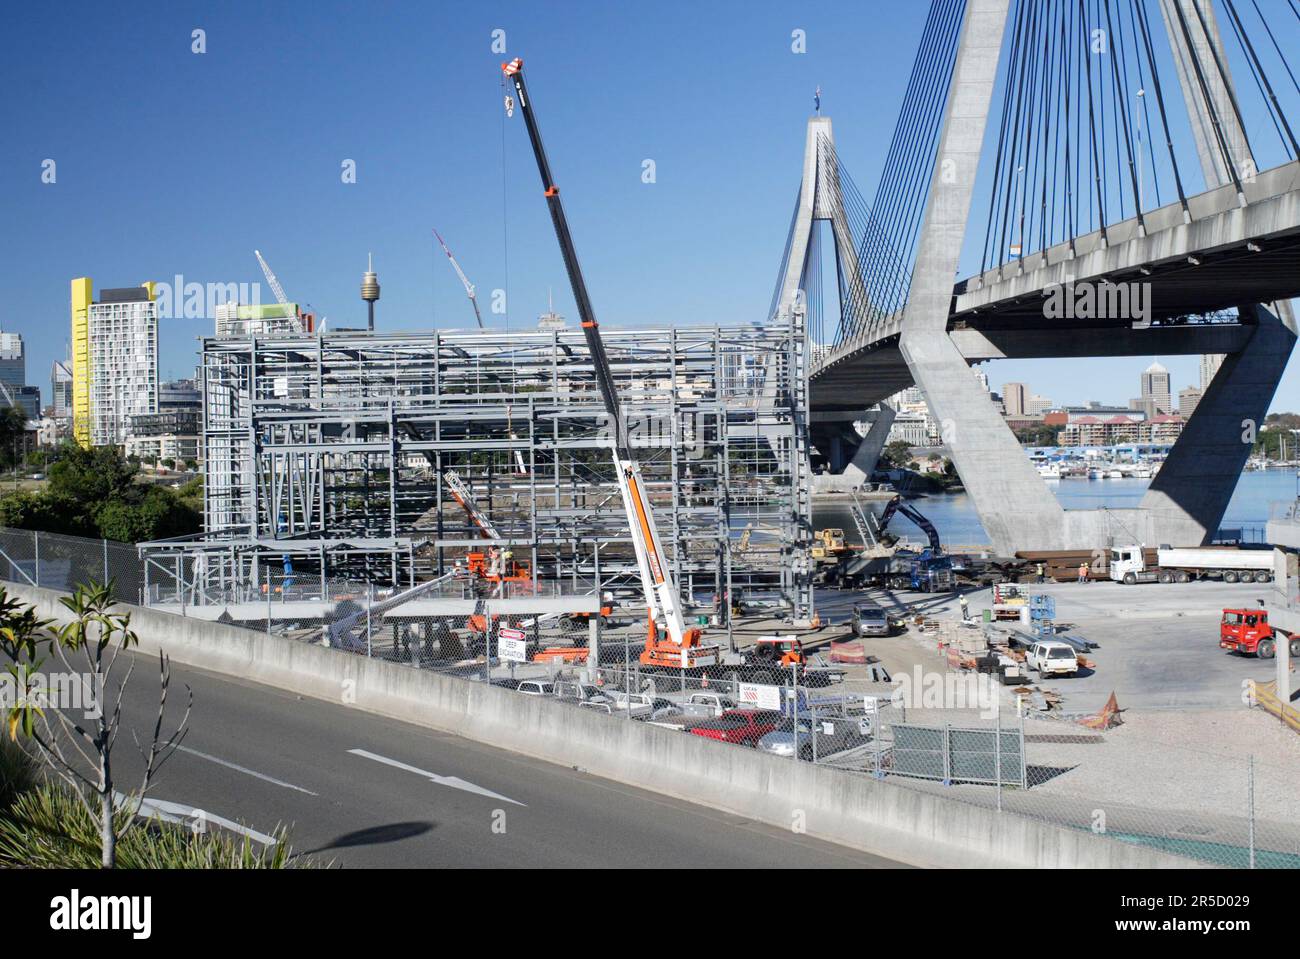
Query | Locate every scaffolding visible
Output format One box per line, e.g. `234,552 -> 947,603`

140,316 -> 814,622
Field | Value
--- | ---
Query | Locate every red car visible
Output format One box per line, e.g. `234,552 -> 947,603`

688,709 -> 782,747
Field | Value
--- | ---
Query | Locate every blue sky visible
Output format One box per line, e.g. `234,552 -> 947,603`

1,0 -> 1296,412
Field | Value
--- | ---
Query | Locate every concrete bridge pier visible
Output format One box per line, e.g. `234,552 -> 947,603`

1140,304 -> 1296,541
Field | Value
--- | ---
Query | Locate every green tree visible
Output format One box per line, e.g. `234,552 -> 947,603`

0,445 -> 201,543
0,407 -> 28,471
47,443 -> 138,506
882,440 -> 914,469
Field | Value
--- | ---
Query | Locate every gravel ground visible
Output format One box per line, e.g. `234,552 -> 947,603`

1028,707 -> 1300,823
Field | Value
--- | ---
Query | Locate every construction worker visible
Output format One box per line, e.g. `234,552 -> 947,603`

958,594 -> 970,622
1078,561 -> 1089,584
1036,562 -> 1046,584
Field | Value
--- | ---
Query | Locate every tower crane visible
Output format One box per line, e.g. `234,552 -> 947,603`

502,57 -> 719,670
253,250 -> 305,333
433,229 -> 484,329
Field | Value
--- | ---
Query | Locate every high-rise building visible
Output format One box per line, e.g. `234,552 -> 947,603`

1140,361 -> 1171,415
1200,354 -> 1224,392
0,331 -> 25,397
1001,382 -> 1028,417
1178,386 -> 1202,417
1025,393 -> 1053,415
51,360 -> 73,426
71,279 -> 159,447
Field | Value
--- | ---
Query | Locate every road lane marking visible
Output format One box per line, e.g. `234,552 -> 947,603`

348,748 -> 526,806
177,745 -> 319,796
117,792 -> 279,845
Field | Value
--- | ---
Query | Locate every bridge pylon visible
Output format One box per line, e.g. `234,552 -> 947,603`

885,0 -> 1296,555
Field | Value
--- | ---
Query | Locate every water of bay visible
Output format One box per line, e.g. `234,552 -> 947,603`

813,469 -> 1300,548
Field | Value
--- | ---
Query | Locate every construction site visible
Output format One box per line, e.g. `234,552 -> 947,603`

139,314 -> 814,625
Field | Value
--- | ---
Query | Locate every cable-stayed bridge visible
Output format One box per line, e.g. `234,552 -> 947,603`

777,0 -> 1300,554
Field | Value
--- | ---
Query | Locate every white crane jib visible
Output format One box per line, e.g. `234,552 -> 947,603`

433,229 -> 484,329
253,249 -> 304,333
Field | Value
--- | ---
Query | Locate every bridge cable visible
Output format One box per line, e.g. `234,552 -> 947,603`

1133,0 -> 1190,218
1222,0 -> 1299,160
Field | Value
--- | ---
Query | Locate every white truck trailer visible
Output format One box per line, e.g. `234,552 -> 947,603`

1109,545 -> 1274,585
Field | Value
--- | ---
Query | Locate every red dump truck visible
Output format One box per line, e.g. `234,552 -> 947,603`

1219,608 -> 1300,659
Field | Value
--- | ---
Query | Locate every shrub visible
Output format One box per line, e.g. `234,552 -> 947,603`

0,784 -> 306,869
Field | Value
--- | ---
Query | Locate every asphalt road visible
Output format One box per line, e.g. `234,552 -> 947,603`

107,655 -> 902,868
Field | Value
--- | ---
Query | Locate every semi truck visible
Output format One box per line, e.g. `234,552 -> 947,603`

1109,546 -> 1274,585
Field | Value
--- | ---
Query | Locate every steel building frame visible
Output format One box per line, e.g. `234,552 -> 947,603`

141,317 -> 813,621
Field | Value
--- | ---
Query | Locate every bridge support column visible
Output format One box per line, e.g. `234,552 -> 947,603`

841,403 -> 896,486
1140,306 -> 1296,543
899,0 -> 1071,555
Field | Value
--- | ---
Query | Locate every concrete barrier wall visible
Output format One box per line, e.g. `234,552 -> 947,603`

6,583 -> 1198,868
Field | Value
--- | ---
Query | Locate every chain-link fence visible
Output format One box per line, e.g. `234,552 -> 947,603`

0,527 -> 143,602
0,525 -> 1295,868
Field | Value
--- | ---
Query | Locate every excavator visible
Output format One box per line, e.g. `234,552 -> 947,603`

875,495 -> 943,554
875,495 -> 953,593
503,57 -> 720,670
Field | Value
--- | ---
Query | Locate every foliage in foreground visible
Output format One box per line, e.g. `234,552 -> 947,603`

0,736 -> 38,813
0,782 -> 304,869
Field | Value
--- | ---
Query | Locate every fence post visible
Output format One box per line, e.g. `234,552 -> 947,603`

1019,707 -> 1027,790
812,705 -> 819,764
873,698 -> 883,779
103,537 -> 109,583
1248,754 -> 1256,869
995,698 -> 1002,812
266,566 -> 272,636
33,531 -> 39,587
366,584 -> 373,658
792,668 -> 801,762
942,723 -> 951,786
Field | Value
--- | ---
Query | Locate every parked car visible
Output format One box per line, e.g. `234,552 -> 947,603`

688,709 -> 782,747
553,681 -> 611,705
851,602 -> 890,637
647,698 -> 684,721
604,691 -> 657,718
757,714 -> 872,761
1025,640 -> 1079,678
678,692 -> 738,718
516,680 -> 556,696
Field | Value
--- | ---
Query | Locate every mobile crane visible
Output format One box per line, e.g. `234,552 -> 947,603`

502,57 -> 719,670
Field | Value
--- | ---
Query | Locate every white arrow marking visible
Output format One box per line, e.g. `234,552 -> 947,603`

118,792 -> 278,846
347,748 -> 526,806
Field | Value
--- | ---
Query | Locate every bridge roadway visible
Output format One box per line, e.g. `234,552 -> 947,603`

811,159 -> 1300,412
106,652 -> 901,868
